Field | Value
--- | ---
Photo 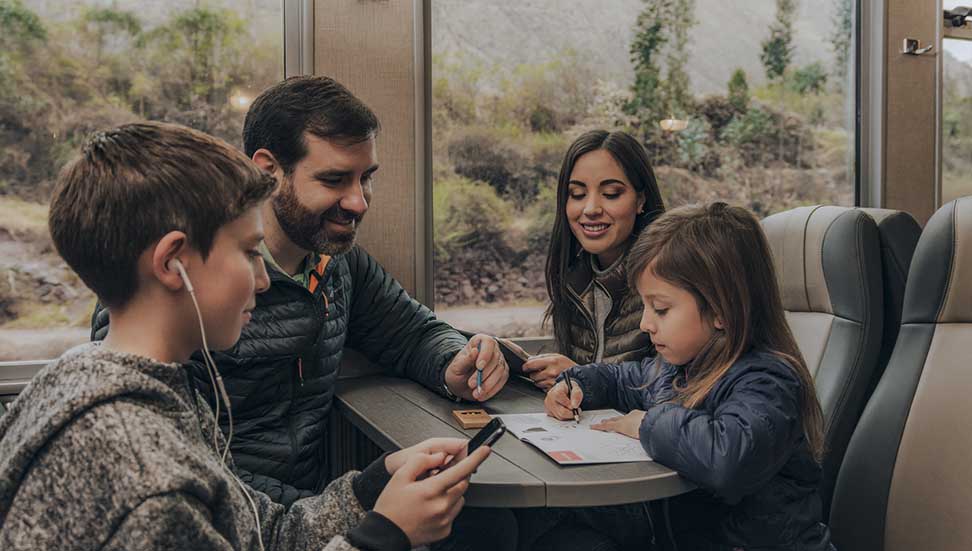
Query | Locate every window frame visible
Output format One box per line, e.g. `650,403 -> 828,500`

0,0 -> 295,388
939,1 -> 972,205
863,0 -> 941,223
1,0 -> 881,379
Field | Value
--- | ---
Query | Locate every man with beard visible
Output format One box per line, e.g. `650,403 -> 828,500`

93,76 -> 516,551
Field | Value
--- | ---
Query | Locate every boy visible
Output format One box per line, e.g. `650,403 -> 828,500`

0,122 -> 489,550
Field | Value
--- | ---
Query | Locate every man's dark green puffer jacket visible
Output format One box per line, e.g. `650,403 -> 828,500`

92,245 -> 467,506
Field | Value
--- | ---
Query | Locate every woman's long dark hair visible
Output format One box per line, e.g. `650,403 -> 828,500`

544,130 -> 665,352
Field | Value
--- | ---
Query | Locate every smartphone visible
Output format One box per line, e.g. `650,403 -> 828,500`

467,417 -> 506,453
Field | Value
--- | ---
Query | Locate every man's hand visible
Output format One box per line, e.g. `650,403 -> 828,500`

384,438 -> 469,475
444,334 -> 509,401
591,410 -> 646,440
544,379 -> 584,421
373,446 -> 491,547
522,353 -> 577,390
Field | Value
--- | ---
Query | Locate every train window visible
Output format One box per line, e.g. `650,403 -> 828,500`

943,1 -> 972,204
0,0 -> 283,362
431,0 -> 858,338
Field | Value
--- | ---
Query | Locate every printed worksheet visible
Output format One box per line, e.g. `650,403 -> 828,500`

493,410 -> 652,465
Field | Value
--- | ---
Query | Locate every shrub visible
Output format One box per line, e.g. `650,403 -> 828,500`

432,53 -> 481,128
448,129 -> 526,196
492,52 -> 597,133
433,175 -> 512,261
677,117 -> 712,172
696,95 -> 737,136
792,62 -> 828,96
525,180 -> 558,256
728,68 -> 750,112
721,105 -> 813,167
448,128 -> 565,207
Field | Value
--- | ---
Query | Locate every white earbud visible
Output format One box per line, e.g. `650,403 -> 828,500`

170,258 -> 194,293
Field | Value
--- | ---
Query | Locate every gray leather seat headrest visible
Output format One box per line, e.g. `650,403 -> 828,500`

902,197 -> 972,324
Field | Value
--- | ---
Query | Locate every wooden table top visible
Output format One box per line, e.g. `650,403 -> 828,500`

335,375 -> 696,507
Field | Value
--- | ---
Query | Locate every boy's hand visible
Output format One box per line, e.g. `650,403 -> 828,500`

522,353 -> 577,390
591,410 -> 646,440
384,437 -> 469,475
445,334 -> 509,401
544,380 -> 583,421
374,446 -> 491,547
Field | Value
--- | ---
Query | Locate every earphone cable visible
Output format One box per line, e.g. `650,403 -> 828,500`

184,283 -> 264,551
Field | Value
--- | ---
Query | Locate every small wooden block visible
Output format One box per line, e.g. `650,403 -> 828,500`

452,409 -> 492,429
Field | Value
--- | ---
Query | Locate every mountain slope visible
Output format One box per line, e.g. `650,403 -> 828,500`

433,0 -> 842,95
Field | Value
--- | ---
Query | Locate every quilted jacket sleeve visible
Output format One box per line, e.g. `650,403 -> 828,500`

639,358 -> 805,504
344,246 -> 467,395
566,357 -> 657,412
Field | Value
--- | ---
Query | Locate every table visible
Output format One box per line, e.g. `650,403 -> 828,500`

335,375 -> 696,508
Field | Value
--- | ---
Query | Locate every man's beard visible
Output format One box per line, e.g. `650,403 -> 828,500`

272,179 -> 362,256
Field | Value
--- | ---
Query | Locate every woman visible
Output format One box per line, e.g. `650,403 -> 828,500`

522,130 -> 665,389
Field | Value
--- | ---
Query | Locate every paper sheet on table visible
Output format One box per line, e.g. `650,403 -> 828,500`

493,410 -> 652,465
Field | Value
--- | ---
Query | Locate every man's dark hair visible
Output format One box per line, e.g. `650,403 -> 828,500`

243,75 -> 380,174
49,121 -> 277,309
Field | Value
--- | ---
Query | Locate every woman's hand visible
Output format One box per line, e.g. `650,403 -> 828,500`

522,353 -> 577,390
544,379 -> 584,421
591,410 -> 646,440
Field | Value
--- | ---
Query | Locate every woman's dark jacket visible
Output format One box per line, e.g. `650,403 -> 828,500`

92,245 -> 467,506
567,350 -> 833,551
562,249 -> 653,364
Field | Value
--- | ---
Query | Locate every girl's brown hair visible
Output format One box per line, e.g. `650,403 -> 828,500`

626,202 -> 825,462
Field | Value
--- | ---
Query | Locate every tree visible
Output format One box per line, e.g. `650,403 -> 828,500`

626,0 -> 671,127
0,0 -> 46,98
761,0 -> 796,83
78,7 -> 141,65
728,68 -> 750,112
626,0 -> 697,142
138,7 -> 248,131
760,0 -> 797,163
830,0 -> 853,92
664,0 -> 695,116
0,0 -> 45,48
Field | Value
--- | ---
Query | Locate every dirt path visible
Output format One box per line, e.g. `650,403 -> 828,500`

0,328 -> 89,361
0,305 -> 550,361
435,305 -> 547,337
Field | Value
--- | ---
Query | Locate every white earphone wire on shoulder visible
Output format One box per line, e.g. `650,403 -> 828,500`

171,258 -> 264,551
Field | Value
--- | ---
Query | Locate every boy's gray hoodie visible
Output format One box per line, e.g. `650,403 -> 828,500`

0,344 -> 390,550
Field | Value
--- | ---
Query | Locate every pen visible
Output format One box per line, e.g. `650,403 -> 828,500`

476,341 -> 483,396
563,371 -> 581,424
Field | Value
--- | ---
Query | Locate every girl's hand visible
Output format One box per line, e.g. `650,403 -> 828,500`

523,353 -> 577,390
544,380 -> 583,420
591,410 -> 646,440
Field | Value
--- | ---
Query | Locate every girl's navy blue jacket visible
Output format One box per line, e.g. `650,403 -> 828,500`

568,349 -> 834,551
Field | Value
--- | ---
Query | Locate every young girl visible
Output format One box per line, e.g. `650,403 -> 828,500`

540,202 -> 834,551
522,130 -> 665,390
